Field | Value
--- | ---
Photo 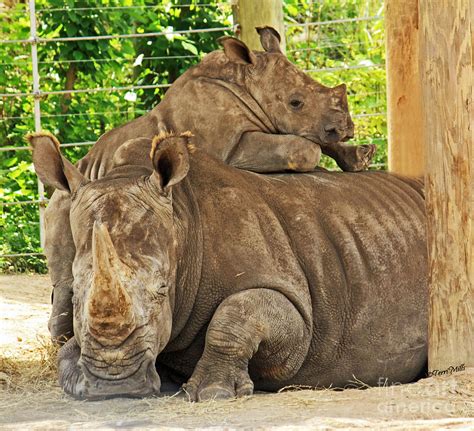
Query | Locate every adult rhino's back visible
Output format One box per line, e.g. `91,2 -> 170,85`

189,164 -> 427,388
260,171 -> 427,387
256,170 -> 425,269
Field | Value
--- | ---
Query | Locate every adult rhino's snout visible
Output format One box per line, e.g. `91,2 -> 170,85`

76,350 -> 161,400
59,337 -> 161,401
87,221 -> 136,346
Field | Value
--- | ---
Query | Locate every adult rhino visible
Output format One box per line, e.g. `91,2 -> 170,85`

29,132 -> 426,401
45,26 -> 375,341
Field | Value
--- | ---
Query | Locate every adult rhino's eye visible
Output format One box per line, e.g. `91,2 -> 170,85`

155,283 -> 169,296
290,99 -> 304,110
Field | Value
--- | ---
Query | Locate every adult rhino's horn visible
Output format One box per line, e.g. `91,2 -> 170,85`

87,221 -> 136,346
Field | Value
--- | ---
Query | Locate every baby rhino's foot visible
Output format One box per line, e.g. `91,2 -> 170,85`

338,144 -> 376,172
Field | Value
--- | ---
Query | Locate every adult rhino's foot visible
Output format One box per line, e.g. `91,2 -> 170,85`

183,358 -> 254,402
48,280 -> 74,344
337,143 -> 376,172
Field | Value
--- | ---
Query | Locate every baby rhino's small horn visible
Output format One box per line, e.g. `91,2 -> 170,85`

87,221 -> 135,346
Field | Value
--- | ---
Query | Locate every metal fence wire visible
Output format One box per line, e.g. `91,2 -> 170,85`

0,1 -> 387,262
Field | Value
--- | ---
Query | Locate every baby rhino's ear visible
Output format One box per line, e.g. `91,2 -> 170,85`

27,132 -> 86,194
218,36 -> 257,65
256,26 -> 282,54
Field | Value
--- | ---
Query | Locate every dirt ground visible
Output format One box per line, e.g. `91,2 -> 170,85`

1,274 -> 473,430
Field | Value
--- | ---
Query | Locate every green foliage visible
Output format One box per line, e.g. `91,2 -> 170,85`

1,0 -> 386,272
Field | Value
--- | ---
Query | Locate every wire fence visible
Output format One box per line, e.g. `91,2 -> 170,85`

1,1 -> 387,264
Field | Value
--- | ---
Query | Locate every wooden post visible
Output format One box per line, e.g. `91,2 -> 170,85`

385,0 -> 424,177
233,0 -> 285,53
419,0 -> 473,372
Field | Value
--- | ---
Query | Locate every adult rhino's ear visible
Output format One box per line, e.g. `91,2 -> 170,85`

256,26 -> 282,54
217,36 -> 256,65
150,131 -> 191,193
27,132 -> 86,194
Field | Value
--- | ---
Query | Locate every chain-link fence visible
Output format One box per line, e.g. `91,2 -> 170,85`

0,0 -> 386,271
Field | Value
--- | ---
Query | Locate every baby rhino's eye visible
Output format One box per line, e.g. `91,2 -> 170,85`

290,99 -> 304,110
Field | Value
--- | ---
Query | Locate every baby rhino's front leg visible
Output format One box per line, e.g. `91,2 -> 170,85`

229,132 -> 321,173
323,141 -> 376,172
183,289 -> 310,401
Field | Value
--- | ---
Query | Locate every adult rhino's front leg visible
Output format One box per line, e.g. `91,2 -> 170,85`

183,289 -> 310,401
44,190 -> 75,342
228,132 -> 322,173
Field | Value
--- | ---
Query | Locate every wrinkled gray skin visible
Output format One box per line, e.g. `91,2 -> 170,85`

45,27 -> 375,341
30,133 -> 426,401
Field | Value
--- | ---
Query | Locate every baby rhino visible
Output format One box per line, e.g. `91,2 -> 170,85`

79,26 -> 374,179
30,132 -> 425,401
